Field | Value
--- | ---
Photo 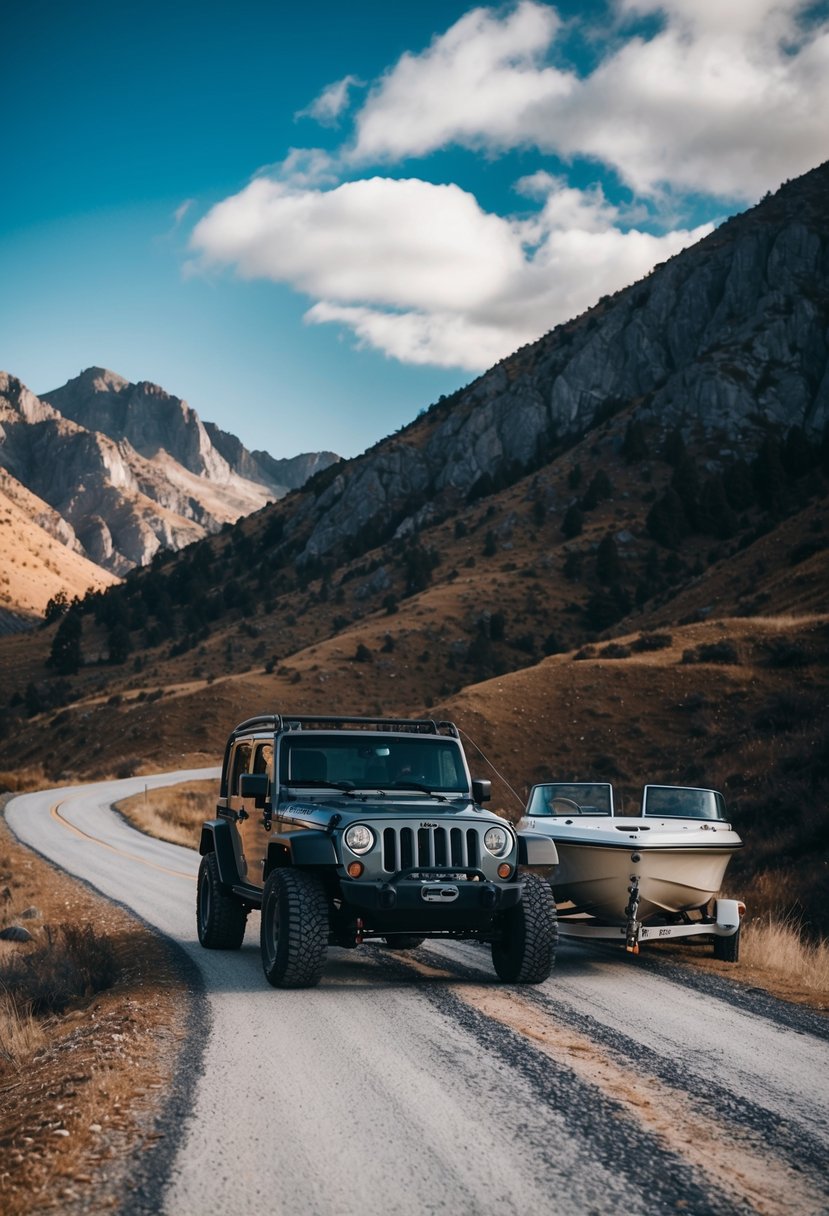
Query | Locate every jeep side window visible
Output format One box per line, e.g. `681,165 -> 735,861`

229,742 -> 253,797
252,743 -> 273,776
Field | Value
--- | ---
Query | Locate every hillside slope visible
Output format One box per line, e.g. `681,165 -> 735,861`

0,469 -> 117,621
1,162 -> 827,931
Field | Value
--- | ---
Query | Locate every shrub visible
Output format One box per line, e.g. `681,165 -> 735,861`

681,641 -> 740,665
599,643 -> 631,659
762,638 -> 811,668
0,924 -> 119,1016
631,632 -> 673,652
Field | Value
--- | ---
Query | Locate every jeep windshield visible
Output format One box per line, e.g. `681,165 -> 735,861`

280,734 -> 469,795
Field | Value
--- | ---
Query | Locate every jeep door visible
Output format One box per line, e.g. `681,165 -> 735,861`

225,740 -> 252,882
236,739 -> 273,890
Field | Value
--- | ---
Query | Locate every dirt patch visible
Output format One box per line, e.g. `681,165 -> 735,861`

0,800 -> 196,1214
115,779 -> 216,850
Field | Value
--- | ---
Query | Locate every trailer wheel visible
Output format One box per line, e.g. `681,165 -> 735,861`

713,925 -> 740,962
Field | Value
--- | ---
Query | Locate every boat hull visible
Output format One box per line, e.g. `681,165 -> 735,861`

522,816 -> 743,923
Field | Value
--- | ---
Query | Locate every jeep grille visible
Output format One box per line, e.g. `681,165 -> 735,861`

381,825 -> 481,874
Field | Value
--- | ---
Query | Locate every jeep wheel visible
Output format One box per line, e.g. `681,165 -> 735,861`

260,869 -> 329,988
491,874 -> 558,983
197,852 -> 248,949
382,935 -> 425,950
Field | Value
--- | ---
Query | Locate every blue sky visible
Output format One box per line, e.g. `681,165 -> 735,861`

2,1 -> 828,460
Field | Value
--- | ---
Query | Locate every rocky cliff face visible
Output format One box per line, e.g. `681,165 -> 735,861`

203,421 -> 339,495
288,161 -> 829,562
0,369 -> 341,575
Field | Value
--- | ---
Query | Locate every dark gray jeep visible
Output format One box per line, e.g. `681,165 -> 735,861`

197,714 -> 558,988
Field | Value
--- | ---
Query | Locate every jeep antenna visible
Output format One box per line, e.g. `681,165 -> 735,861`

456,727 -> 524,811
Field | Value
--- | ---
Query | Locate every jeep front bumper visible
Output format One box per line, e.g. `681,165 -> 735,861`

338,870 -> 523,929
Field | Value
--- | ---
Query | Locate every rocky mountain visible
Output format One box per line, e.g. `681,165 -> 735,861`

282,161 -> 828,564
0,368 -> 340,583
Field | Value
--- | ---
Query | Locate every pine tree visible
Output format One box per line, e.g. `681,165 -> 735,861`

48,611 -> 82,675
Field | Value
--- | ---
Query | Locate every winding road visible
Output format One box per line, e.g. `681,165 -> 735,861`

6,774 -> 829,1216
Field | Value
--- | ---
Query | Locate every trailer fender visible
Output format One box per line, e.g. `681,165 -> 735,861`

714,898 -> 745,934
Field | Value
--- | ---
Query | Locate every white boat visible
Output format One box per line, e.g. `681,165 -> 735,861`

519,783 -> 745,958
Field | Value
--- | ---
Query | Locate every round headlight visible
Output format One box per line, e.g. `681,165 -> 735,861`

345,824 -> 375,855
484,826 -> 511,857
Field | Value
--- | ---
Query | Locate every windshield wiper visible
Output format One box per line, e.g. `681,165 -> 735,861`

285,779 -> 355,792
387,781 -> 450,802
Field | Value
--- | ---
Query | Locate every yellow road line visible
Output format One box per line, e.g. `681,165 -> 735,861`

50,797 -> 196,882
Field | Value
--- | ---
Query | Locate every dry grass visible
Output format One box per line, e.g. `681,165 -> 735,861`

742,915 -> 829,993
0,765 -> 52,793
1,924 -> 119,1020
115,778 -> 216,848
0,809 -> 190,1213
0,992 -> 49,1067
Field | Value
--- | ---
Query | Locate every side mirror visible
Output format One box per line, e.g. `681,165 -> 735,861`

240,773 -> 269,808
472,779 -> 491,803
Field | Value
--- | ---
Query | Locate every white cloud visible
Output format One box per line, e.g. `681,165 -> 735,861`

173,199 -> 195,225
190,173 -> 709,370
297,75 -> 363,126
304,303 -> 518,370
350,1 -> 573,163
347,0 -> 829,200
554,0 -> 829,198
258,147 -> 339,189
191,177 -> 526,314
187,1 -> 824,372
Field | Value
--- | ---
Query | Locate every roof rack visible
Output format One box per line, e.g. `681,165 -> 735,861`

231,714 -> 458,738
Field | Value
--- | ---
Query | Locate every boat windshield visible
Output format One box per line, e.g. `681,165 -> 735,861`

526,783 -> 614,817
279,734 -> 469,794
642,785 -> 727,820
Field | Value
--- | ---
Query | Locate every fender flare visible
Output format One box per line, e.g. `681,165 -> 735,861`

199,819 -> 240,888
267,830 -> 338,871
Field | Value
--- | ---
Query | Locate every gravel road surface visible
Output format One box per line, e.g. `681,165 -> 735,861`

7,775 -> 829,1216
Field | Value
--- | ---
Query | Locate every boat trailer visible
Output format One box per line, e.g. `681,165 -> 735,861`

556,889 -> 746,958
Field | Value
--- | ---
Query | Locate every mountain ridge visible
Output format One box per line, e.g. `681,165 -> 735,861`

283,160 -> 829,565
0,367 -> 340,593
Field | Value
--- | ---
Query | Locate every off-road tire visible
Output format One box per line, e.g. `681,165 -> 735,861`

491,874 -> 558,983
382,935 -> 425,950
260,868 -> 329,988
713,926 -> 740,962
197,852 -> 247,949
